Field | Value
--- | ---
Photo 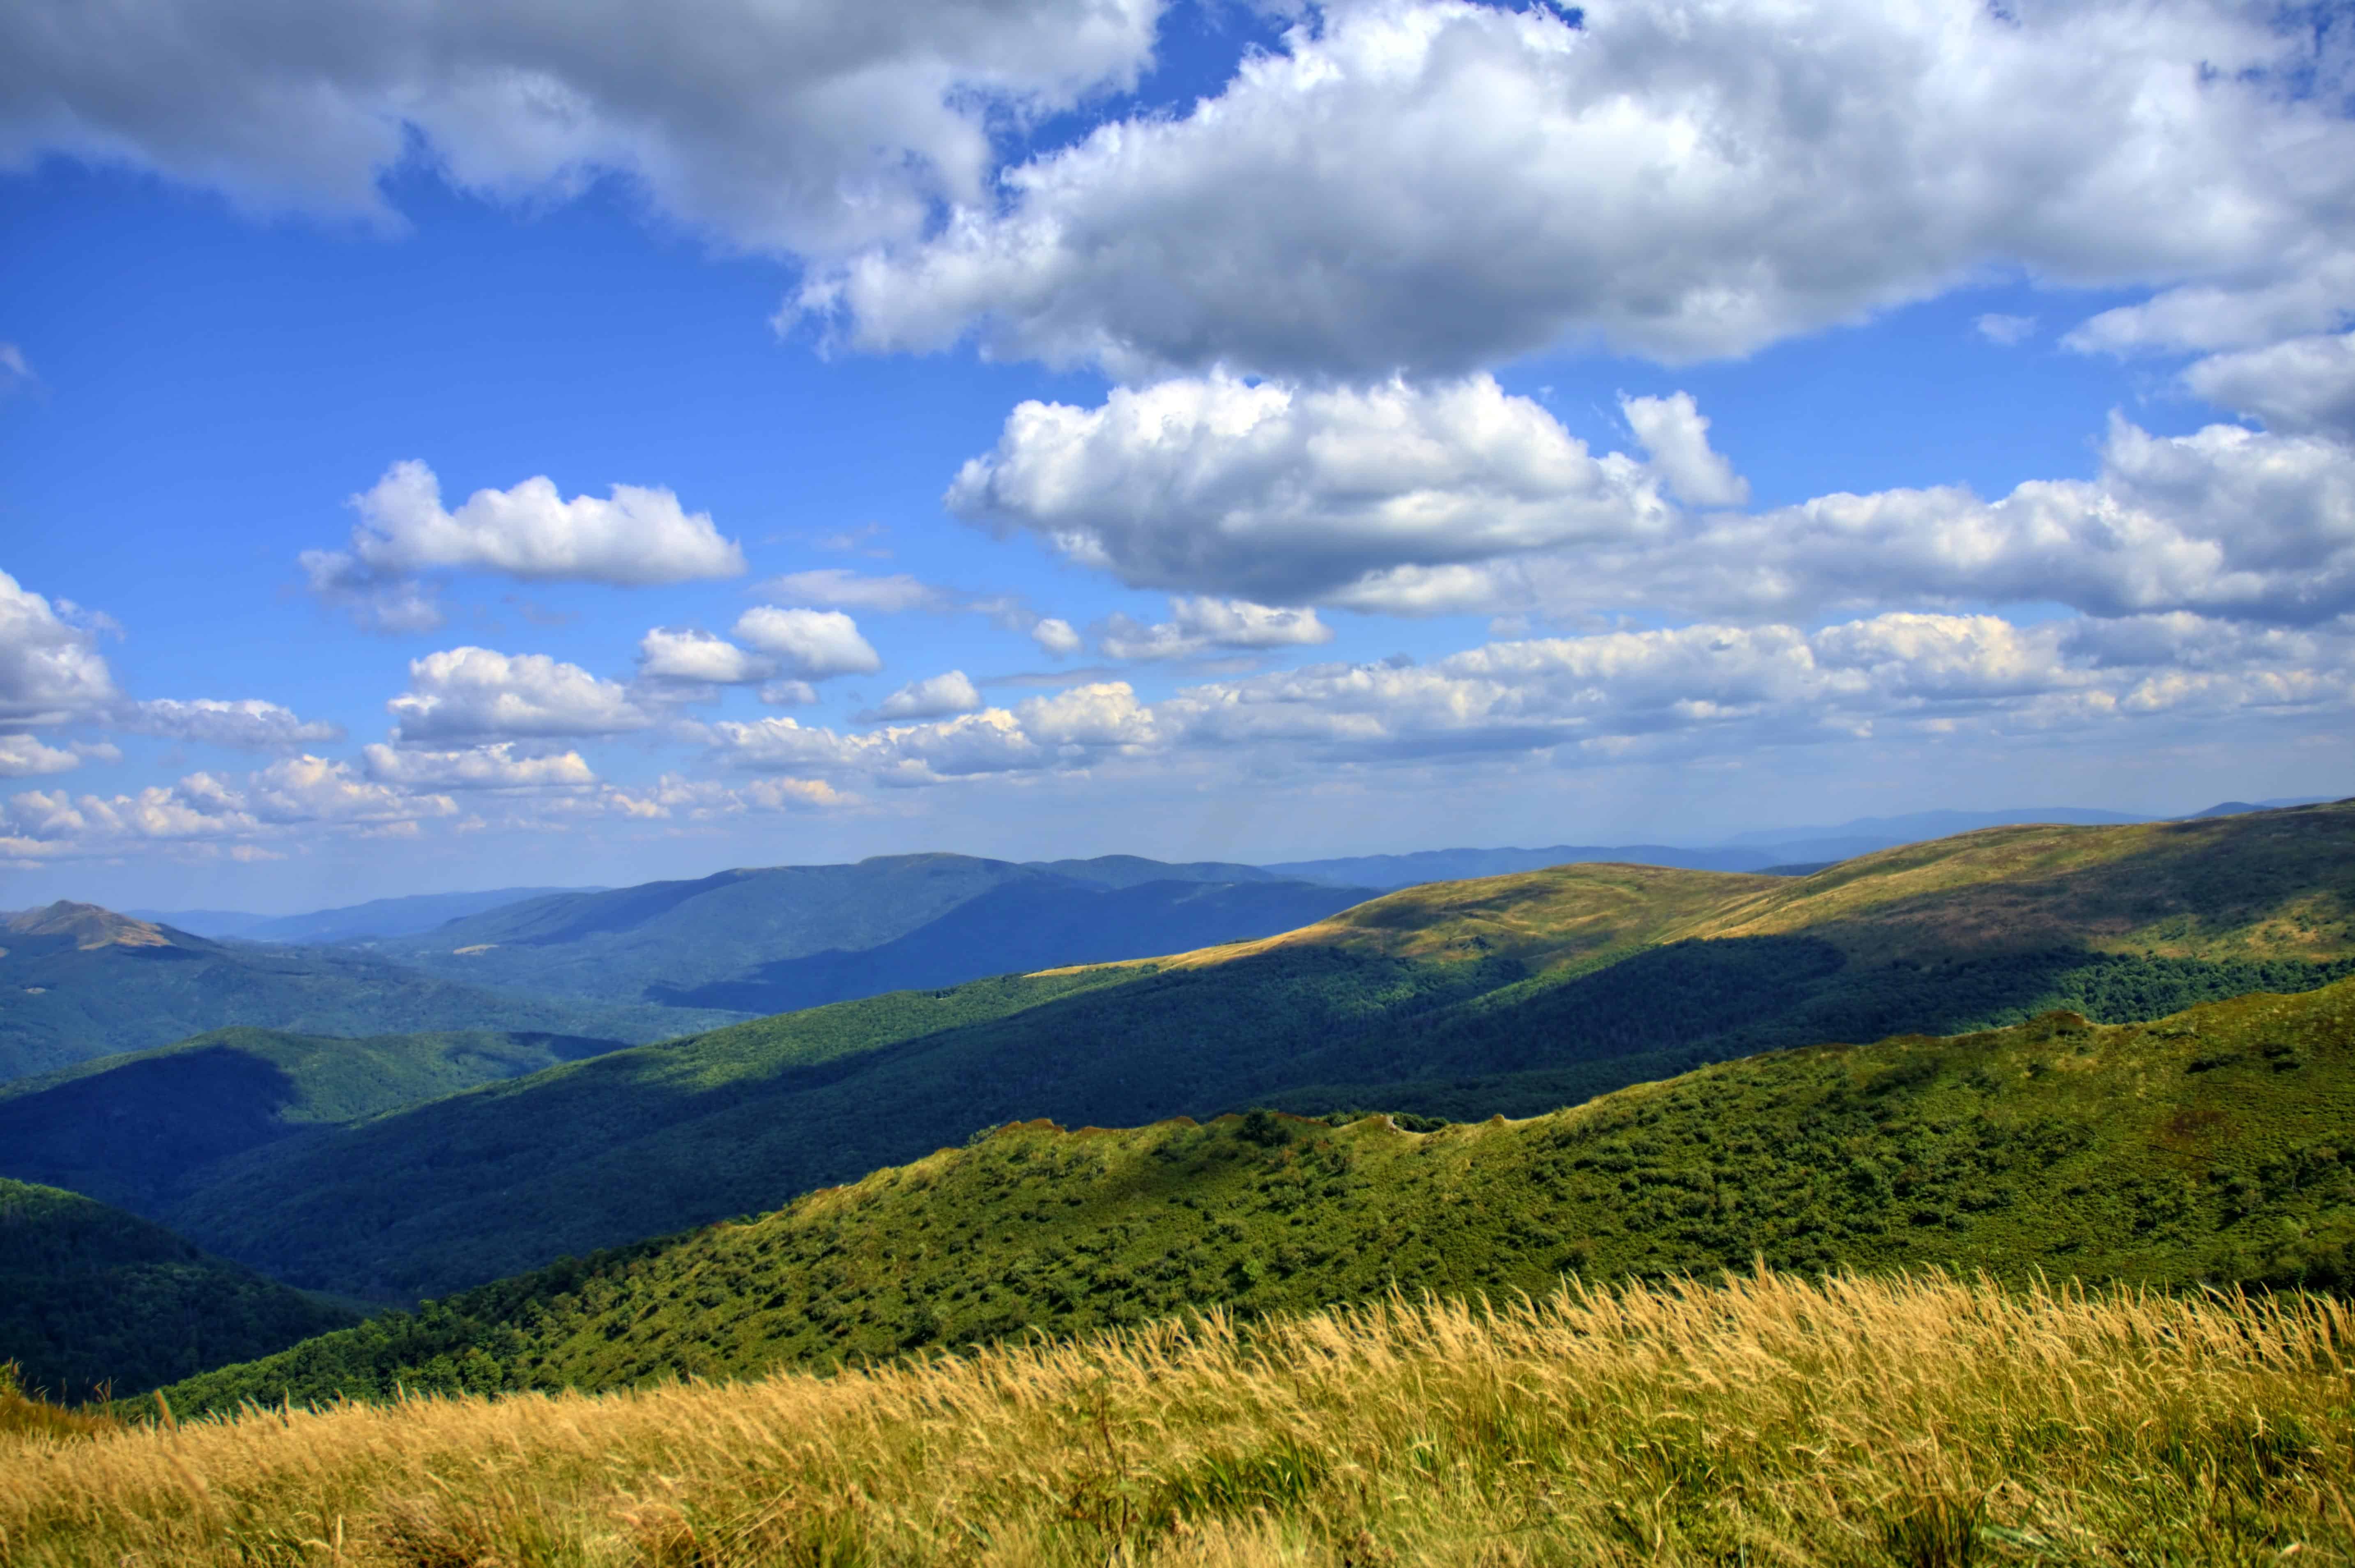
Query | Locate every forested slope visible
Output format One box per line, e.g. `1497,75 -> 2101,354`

155,976 -> 2355,1414
0,1179 -> 355,1402
0,1026 -> 624,1213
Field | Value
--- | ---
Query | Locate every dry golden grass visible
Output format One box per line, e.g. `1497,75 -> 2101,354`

7,1270 -> 2352,1566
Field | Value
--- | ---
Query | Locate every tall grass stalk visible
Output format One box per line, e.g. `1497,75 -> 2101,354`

5,1270 -> 2351,1565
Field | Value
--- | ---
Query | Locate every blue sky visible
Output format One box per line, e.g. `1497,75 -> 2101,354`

3,0 -> 2352,911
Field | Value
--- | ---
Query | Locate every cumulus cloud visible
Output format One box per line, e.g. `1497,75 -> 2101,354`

120,697 -> 346,750
954,370 -> 2355,627
303,462 -> 745,628
0,569 -> 117,732
1100,597 -> 1334,661
949,374 -> 1670,601
755,569 -> 950,613
2184,331 -> 2355,441
806,0 -> 2355,378
361,742 -> 597,790
693,608 -> 2353,793
0,735 -> 78,777
731,606 -> 883,678
874,670 -> 982,720
0,755 -> 458,862
387,646 -> 651,743
0,0 -> 1164,255
1620,393 -> 1748,509
636,627 -> 773,686
1031,618 -> 1082,657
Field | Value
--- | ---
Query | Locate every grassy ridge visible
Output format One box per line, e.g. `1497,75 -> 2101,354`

13,1273 -> 2352,1566
152,978 -> 2355,1414
0,1179 -> 356,1402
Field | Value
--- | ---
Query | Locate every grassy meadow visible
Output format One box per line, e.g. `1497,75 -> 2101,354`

5,1270 -> 2352,1566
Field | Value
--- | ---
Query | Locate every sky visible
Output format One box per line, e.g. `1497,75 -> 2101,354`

3,0 -> 2353,913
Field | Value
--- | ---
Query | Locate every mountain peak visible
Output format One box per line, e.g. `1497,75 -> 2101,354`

1,900 -> 178,951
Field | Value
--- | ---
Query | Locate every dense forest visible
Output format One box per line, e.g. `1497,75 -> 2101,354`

0,1179 -> 355,1402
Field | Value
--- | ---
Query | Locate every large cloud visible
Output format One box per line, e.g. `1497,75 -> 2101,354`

957,376 -> 2355,624
807,0 -> 2355,378
387,646 -> 651,743
304,462 -> 745,629
1,0 -> 1164,255
949,374 -> 1671,600
0,569 -> 116,733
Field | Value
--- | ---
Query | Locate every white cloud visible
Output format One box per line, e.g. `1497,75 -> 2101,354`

361,742 -> 597,790
759,679 -> 820,707
956,372 -> 2355,627
1031,617 -> 1082,657
874,670 -> 982,720
304,462 -> 745,627
731,606 -> 883,678
1100,597 -> 1335,661
949,374 -> 1669,601
1620,393 -> 1748,509
0,755 -> 458,861
2184,331 -> 2355,441
691,608 -> 2354,794
0,0 -> 1165,255
806,0 -> 2355,378
387,646 -> 651,743
120,697 -> 346,750
0,735 -> 78,777
0,569 -> 117,732
755,569 -> 949,613
246,754 -> 456,824
636,627 -> 773,686
1975,314 -> 2038,347
0,342 -> 32,393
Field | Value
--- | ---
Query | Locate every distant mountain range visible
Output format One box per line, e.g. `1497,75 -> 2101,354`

360,854 -> 1370,1010
1265,799 -> 2337,887
128,886 -> 603,943
0,903 -> 726,1081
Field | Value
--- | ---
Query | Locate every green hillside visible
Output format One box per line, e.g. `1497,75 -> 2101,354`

156,975 -> 2355,1415
0,1178 -> 356,1403
0,902 -> 731,1081
130,804 -> 2355,1301
0,1026 -> 624,1214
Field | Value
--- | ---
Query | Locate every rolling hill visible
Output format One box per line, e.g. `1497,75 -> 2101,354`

363,853 -> 1365,1009
0,1026 -> 626,1215
0,1178 -> 357,1402
110,801 -> 2355,1300
151,973 -> 2355,1414
0,902 -> 729,1081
